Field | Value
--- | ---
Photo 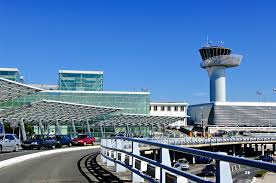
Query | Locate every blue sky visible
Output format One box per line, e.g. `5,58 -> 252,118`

0,0 -> 275,104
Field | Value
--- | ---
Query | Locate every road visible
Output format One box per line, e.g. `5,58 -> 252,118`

0,148 -> 100,183
0,149 -> 45,161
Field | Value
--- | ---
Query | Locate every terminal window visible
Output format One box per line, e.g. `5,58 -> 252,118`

154,106 -> 158,111
174,106 -> 178,111
167,106 -> 171,111
161,106 -> 165,111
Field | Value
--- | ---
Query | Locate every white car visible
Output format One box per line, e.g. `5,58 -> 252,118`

174,158 -> 190,170
0,134 -> 21,152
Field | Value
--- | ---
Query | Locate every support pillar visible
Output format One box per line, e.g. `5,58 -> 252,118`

261,144 -> 265,156
39,120 -> 44,135
0,119 -> 5,135
216,152 -> 233,183
126,124 -> 129,137
86,119 -> 91,135
100,125 -> 104,137
255,144 -> 258,152
47,123 -> 51,136
138,125 -> 142,137
71,120 -> 77,138
55,120 -> 61,135
19,119 -> 27,141
273,144 -> 276,153
233,145 -> 236,156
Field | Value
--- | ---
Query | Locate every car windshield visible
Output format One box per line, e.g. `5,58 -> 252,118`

78,135 -> 87,138
178,160 -> 188,164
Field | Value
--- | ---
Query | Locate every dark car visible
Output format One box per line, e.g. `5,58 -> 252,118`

202,164 -> 216,176
56,135 -> 72,147
42,136 -> 57,149
72,134 -> 95,146
256,155 -> 274,163
195,156 -> 213,164
21,135 -> 44,150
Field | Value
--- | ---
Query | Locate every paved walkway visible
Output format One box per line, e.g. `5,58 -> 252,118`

256,173 -> 276,183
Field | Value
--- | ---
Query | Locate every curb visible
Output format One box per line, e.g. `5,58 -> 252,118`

0,145 -> 100,169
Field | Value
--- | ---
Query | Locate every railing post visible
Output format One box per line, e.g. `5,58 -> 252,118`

101,138 -> 106,162
106,139 -> 115,166
116,139 -> 127,173
216,152 -> 233,183
132,141 -> 144,183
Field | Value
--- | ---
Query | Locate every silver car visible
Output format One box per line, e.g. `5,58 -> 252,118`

0,134 -> 21,152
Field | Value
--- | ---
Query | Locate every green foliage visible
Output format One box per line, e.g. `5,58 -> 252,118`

255,170 -> 267,177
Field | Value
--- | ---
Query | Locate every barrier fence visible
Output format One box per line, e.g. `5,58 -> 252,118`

100,137 -> 276,183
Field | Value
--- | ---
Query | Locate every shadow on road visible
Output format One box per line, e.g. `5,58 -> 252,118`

78,151 -> 130,183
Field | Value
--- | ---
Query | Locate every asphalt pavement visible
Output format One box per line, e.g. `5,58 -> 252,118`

0,148 -> 100,183
0,149 -> 45,161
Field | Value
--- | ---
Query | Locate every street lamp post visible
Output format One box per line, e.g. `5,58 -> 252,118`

269,107 -> 272,128
200,107 -> 205,138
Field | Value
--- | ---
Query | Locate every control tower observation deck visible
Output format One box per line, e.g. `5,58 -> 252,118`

199,44 -> 242,102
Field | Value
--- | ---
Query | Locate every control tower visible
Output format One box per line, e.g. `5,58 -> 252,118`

199,44 -> 242,102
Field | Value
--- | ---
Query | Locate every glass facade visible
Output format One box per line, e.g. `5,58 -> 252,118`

0,69 -> 23,83
59,70 -> 103,91
1,91 -> 150,115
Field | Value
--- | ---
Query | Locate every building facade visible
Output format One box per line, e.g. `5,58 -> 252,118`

0,68 -> 24,83
150,102 -> 188,128
188,102 -> 276,127
58,70 -> 104,91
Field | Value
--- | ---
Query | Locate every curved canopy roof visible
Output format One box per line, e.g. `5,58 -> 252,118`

0,77 -> 43,102
91,114 -> 184,127
0,100 -> 121,123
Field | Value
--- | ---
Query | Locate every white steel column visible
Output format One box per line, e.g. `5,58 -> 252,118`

71,119 -> 77,138
86,119 -> 91,134
55,120 -> 62,135
39,120 -> 44,135
19,119 -> 27,141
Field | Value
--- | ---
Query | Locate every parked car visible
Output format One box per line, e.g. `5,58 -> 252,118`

174,158 -> 189,170
56,135 -> 72,147
256,155 -> 274,163
195,156 -> 213,164
72,134 -> 95,146
21,135 -> 44,150
0,134 -> 21,152
42,136 -> 57,149
202,164 -> 216,176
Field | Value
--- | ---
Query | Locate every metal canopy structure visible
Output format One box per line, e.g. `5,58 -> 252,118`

0,100 -> 122,123
91,114 -> 184,127
0,77 -> 43,102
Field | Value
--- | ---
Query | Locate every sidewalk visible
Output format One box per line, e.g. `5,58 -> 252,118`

255,173 -> 276,183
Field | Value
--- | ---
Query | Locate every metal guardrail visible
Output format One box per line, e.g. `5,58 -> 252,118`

143,136 -> 276,146
101,137 -> 276,183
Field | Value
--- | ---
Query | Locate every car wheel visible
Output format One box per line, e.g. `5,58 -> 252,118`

0,145 -> 2,153
52,145 -> 56,149
14,145 -> 19,152
68,143 -> 72,147
91,142 -> 94,146
83,142 -> 87,146
37,145 -> 42,150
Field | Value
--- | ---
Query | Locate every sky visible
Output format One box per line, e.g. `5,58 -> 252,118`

0,0 -> 275,104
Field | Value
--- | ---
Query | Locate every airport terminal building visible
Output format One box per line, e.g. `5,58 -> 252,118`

188,44 -> 276,132
0,68 -> 187,138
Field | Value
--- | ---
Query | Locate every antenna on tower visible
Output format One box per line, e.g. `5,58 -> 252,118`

256,90 -> 263,102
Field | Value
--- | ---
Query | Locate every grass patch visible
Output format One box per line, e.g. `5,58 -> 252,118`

255,170 -> 267,178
